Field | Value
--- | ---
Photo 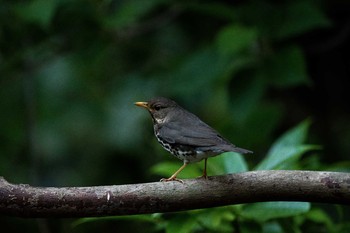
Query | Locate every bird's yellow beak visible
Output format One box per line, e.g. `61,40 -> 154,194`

134,101 -> 149,109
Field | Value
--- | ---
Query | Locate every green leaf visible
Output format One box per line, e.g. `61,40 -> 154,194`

223,152 -> 248,173
262,221 -> 284,233
255,119 -> 319,170
210,152 -> 248,174
256,145 -> 319,170
72,214 -> 160,227
306,208 -> 334,230
14,0 -> 57,29
216,24 -> 257,55
241,202 -> 310,222
163,47 -> 230,98
165,214 -> 199,233
103,0 -> 163,29
263,46 -> 310,88
195,207 -> 235,231
275,2 -> 331,39
273,119 -> 310,146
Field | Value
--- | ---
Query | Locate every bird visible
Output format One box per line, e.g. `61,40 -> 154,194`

135,97 -> 252,182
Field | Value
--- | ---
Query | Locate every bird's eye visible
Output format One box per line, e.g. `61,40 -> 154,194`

154,105 -> 162,111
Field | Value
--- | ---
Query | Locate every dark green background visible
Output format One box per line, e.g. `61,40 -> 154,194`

1,0 -> 349,232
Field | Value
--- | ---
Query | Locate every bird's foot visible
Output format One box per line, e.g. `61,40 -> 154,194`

160,177 -> 184,183
197,174 -> 208,179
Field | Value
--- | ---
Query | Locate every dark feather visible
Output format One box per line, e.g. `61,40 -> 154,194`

156,107 -> 252,154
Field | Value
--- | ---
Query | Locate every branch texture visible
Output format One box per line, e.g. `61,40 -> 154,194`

1,170 -> 349,218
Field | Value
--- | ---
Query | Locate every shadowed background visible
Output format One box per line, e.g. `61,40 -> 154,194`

1,0 -> 349,232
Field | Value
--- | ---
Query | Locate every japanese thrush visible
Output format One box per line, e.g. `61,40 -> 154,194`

135,97 -> 252,182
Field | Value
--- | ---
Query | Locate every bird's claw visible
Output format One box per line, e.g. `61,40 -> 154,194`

197,174 -> 208,179
197,170 -> 208,179
160,177 -> 184,183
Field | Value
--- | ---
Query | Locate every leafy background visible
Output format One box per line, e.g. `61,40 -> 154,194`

1,0 -> 350,232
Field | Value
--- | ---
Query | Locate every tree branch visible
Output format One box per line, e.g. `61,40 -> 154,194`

1,170 -> 349,218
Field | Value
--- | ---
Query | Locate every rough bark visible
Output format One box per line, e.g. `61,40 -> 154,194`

1,170 -> 349,218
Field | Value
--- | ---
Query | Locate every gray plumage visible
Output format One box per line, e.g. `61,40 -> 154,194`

144,97 -> 252,163
135,97 -> 253,181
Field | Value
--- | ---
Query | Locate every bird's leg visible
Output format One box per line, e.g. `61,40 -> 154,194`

160,162 -> 188,183
199,158 -> 208,179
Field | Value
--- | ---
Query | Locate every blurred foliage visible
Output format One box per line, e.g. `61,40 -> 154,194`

1,0 -> 350,232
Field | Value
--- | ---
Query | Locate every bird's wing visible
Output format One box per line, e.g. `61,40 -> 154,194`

157,120 -> 253,154
158,120 -> 230,147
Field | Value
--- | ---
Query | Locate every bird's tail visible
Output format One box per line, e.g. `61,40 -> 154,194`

232,146 -> 253,154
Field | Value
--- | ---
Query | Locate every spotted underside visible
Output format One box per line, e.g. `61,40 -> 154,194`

155,132 -> 221,163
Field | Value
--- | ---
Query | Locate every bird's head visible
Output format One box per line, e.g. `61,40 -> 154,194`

135,97 -> 178,124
